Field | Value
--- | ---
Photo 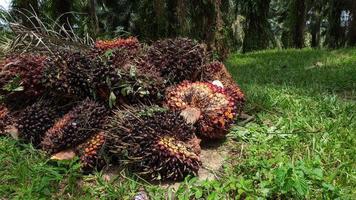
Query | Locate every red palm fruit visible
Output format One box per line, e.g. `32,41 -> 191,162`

165,81 -> 238,139
202,61 -> 245,110
0,54 -> 47,100
94,37 -> 140,51
16,100 -> 59,147
41,99 -> 107,154
43,51 -> 119,98
147,136 -> 201,181
92,37 -> 141,71
106,106 -> 201,181
76,132 -> 106,172
147,38 -> 207,83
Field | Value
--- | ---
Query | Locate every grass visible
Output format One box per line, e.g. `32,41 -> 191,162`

225,48 -> 356,199
0,48 -> 355,199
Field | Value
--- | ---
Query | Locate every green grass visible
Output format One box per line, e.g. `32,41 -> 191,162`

1,48 -> 355,199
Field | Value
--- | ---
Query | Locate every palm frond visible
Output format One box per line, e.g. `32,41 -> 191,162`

0,8 -> 94,55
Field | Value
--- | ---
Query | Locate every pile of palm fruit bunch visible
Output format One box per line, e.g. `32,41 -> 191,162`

0,36 -> 245,181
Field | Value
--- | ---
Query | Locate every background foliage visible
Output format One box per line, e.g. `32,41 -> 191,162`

1,0 -> 355,57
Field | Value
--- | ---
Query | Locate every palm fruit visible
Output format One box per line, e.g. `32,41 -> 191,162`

0,104 -> 12,135
43,51 -> 119,99
42,51 -> 89,97
112,65 -> 165,104
16,100 -> 59,147
94,37 -> 140,52
41,99 -> 107,154
0,54 -> 47,102
147,38 -> 207,84
202,61 -> 245,110
98,38 -> 160,81
107,106 -> 201,181
76,132 -> 106,172
165,81 -> 237,139
111,47 -> 165,104
92,39 -> 165,104
91,37 -> 140,68
43,50 -> 162,104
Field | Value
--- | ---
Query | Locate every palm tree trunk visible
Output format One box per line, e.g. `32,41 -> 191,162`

242,0 -> 271,52
310,3 -> 322,48
349,0 -> 356,46
327,0 -> 343,48
292,0 -> 306,48
88,0 -> 99,37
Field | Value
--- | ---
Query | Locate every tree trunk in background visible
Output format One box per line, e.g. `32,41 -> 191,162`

135,0 -> 157,40
310,2 -> 322,48
220,0 -> 235,49
88,0 -> 99,37
154,0 -> 167,38
176,0 -> 189,36
282,0 -> 306,48
293,0 -> 305,48
311,16 -> 321,47
349,0 -> 356,46
327,0 -> 343,48
190,0 -> 216,46
214,0 -> 230,59
167,0 -> 179,37
242,0 -> 271,53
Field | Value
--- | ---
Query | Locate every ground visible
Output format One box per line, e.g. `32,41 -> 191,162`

0,48 -> 355,199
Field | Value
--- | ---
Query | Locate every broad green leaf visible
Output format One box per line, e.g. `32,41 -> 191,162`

129,65 -> 137,78
109,92 -> 117,108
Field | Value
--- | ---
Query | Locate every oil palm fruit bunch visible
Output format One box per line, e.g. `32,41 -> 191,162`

92,37 -> 141,68
165,81 -> 237,139
202,61 -> 245,110
147,38 -> 207,84
43,51 -> 118,99
76,132 -> 106,172
101,40 -> 157,78
90,61 -> 121,101
107,106 -> 201,181
41,99 -> 107,154
94,37 -> 140,52
42,51 -> 91,97
112,65 -> 165,104
16,100 -> 59,147
0,54 -> 47,100
0,104 -> 12,135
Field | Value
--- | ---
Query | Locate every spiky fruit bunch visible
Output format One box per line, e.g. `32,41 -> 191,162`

0,104 -> 11,135
165,81 -> 237,139
202,61 -> 245,110
76,132 -> 106,172
144,135 -> 201,181
147,38 -> 207,83
111,66 -> 165,104
107,107 -> 201,181
43,51 -> 119,98
114,49 -> 165,104
94,37 -> 140,51
92,37 -> 141,69
0,54 -> 46,98
17,100 -> 58,147
97,42 -> 164,104
41,99 -> 107,154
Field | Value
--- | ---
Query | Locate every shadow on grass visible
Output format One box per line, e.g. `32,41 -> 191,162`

226,48 -> 356,99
